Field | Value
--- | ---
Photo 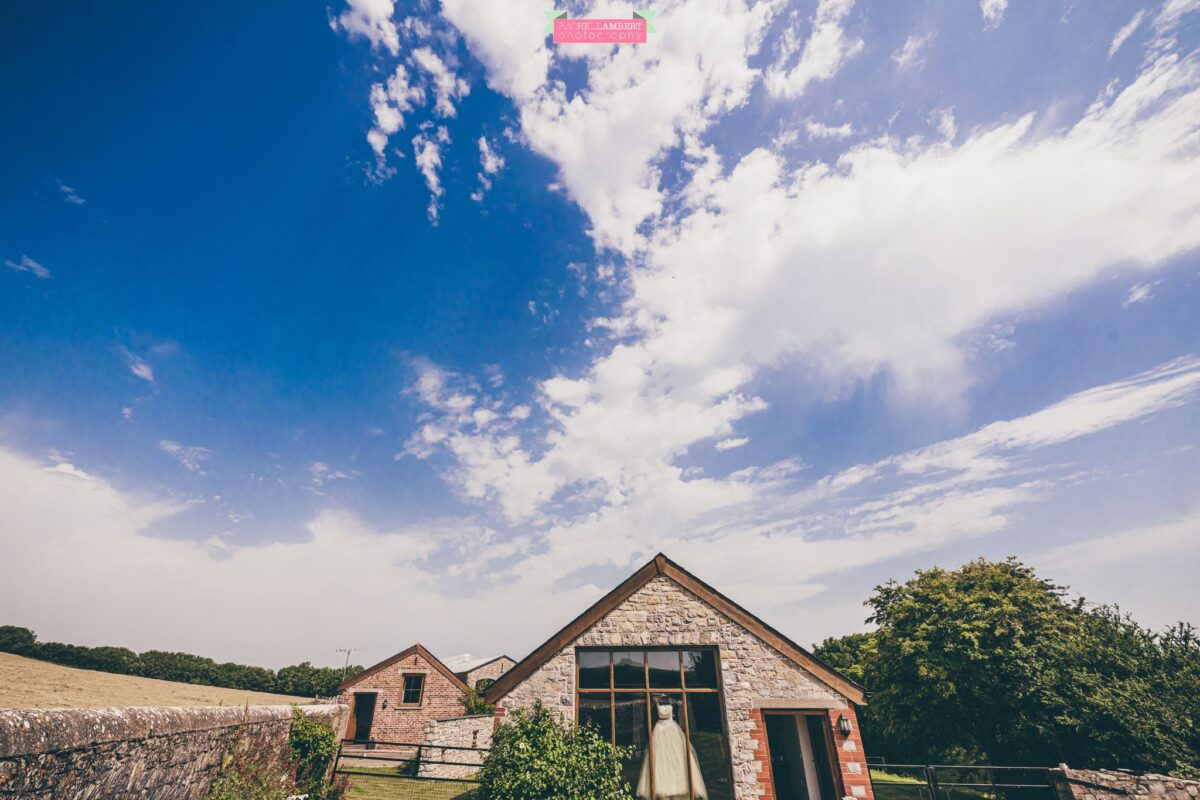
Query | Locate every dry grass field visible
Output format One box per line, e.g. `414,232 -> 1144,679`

0,652 -> 313,708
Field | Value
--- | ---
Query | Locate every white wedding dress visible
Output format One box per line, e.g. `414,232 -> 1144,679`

637,704 -> 708,800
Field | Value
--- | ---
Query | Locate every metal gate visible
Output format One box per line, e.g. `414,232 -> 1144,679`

331,738 -> 487,800
870,764 -> 1059,800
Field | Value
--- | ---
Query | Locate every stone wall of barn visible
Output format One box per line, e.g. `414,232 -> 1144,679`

464,657 -> 515,690
494,574 -> 870,800
1051,768 -> 1200,800
0,704 -> 347,800
416,714 -> 491,779
337,651 -> 466,744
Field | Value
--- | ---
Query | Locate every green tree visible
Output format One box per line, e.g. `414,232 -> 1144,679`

816,559 -> 1200,776
0,625 -> 37,655
478,703 -> 630,800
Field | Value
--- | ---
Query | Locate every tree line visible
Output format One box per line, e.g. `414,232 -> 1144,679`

813,558 -> 1200,777
0,626 -> 363,698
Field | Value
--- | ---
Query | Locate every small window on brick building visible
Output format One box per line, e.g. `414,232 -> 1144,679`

401,674 -> 424,705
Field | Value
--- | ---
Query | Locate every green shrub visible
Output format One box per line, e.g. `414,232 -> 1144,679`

462,686 -> 494,716
206,708 -> 347,800
478,703 -> 629,800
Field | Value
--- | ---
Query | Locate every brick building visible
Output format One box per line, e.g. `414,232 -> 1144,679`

337,643 -> 492,744
484,554 -> 874,800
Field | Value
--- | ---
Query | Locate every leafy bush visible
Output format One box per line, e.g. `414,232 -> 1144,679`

462,686 -> 494,716
0,626 -> 37,656
206,708 -> 347,800
478,703 -> 629,800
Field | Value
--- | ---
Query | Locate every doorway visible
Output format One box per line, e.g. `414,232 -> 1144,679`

351,692 -> 377,743
764,713 -> 839,800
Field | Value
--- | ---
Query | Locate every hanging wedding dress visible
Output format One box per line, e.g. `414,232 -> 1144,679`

637,703 -> 708,800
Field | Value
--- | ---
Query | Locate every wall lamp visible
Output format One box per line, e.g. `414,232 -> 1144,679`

382,699 -> 389,710
837,714 -> 852,735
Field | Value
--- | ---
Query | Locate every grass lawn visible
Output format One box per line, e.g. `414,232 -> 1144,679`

0,652 -> 312,708
339,765 -> 480,800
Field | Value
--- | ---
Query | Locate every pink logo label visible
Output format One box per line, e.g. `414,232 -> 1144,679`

553,17 -> 647,44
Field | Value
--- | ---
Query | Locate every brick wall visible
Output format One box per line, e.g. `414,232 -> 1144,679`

827,706 -> 872,800
494,574 -> 864,800
0,704 -> 347,800
338,651 -> 465,744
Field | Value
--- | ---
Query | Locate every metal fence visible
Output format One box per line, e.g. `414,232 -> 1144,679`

331,739 -> 486,800
870,764 -> 1059,800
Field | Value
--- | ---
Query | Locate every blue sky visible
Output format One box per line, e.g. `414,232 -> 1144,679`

1,0 -> 1198,669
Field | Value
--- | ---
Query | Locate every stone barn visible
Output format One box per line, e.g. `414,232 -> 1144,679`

484,554 -> 874,800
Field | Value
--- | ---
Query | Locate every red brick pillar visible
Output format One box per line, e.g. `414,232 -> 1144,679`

492,705 -> 507,733
827,707 -> 873,800
749,709 -> 777,800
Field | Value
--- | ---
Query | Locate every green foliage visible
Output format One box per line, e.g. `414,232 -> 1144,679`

206,709 -> 347,800
0,626 -> 362,697
462,686 -> 495,716
478,703 -> 630,800
815,558 -> 1200,776
290,708 -> 349,799
0,626 -> 37,655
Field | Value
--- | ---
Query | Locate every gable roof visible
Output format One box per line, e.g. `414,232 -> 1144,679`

443,653 -> 515,675
341,643 -> 470,693
483,554 -> 867,705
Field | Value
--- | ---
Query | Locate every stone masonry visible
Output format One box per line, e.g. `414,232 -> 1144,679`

463,657 -> 515,690
338,649 -> 466,744
495,574 -> 870,800
417,714 -> 492,779
1051,768 -> 1200,800
0,704 -> 347,800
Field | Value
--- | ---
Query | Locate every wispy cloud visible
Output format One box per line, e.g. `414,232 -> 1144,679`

893,33 -> 932,70
980,0 -> 1008,28
1124,281 -> 1161,307
159,440 -> 212,473
5,255 -> 51,280
766,0 -> 864,99
805,120 -> 854,139
471,137 -> 506,203
1109,10 -> 1147,58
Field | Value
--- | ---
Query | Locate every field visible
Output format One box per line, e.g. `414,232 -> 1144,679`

338,766 -> 479,800
0,652 -> 313,708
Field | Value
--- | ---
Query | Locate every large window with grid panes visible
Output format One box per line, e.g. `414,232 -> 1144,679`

576,647 -> 733,800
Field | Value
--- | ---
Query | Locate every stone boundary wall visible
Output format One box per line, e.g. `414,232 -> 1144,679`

416,714 -> 491,779
0,703 -> 348,800
1052,768 -> 1200,800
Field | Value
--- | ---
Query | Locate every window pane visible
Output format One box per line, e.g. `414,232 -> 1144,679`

682,649 -> 718,688
644,695 -> 694,800
647,650 -> 681,688
402,675 -> 424,704
613,651 -> 646,688
579,694 -> 613,742
578,650 -> 611,689
614,692 -> 649,798
686,693 -> 732,800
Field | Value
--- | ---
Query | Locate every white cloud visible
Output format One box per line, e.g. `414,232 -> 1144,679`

367,64 -> 425,158
411,47 -> 470,118
1109,10 -> 1147,58
805,120 -> 854,139
765,0 -> 864,99
893,33 -> 932,70
715,437 -> 750,451
159,440 -> 212,473
334,0 -> 400,55
5,255 -> 51,280
58,183 -> 86,205
980,0 -> 1009,28
471,137 -> 506,202
126,353 -> 155,383
441,0 -> 788,252
412,127 -> 449,223
1038,511 -> 1200,573
1124,280 -> 1161,306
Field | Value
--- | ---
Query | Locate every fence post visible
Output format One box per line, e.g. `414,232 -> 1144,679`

926,766 -> 941,800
